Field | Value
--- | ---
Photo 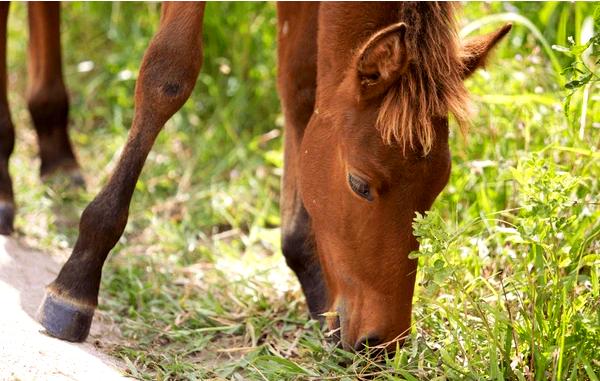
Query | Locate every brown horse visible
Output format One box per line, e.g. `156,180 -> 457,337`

2,2 -> 510,352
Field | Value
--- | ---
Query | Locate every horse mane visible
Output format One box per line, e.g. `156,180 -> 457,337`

376,3 -> 470,155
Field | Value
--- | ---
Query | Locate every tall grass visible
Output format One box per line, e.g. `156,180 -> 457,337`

5,2 -> 599,380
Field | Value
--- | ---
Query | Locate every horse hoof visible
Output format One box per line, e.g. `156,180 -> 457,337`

41,165 -> 86,190
68,170 -> 86,188
37,290 -> 94,342
0,201 -> 15,235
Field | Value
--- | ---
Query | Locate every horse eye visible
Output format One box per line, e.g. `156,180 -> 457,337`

348,173 -> 373,201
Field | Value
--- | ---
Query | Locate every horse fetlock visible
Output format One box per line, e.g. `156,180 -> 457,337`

27,90 -> 79,178
0,199 -> 14,235
0,113 -> 15,158
37,288 -> 95,342
27,86 -> 69,130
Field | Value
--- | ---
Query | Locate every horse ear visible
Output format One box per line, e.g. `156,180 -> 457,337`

355,22 -> 410,100
461,23 -> 512,79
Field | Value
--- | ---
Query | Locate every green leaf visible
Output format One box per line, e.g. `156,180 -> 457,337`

565,74 -> 592,90
254,355 -> 320,377
395,369 -> 419,381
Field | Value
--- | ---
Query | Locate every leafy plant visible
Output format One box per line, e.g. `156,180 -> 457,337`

552,4 -> 599,138
411,153 -> 599,380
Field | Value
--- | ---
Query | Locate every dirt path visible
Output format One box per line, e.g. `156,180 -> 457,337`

0,235 -> 129,381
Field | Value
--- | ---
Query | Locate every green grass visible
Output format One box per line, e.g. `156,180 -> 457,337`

5,2 -> 599,380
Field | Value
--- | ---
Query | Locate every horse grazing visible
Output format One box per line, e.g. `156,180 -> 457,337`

1,2 -> 509,352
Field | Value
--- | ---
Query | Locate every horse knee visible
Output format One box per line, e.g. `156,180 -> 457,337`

135,36 -> 203,124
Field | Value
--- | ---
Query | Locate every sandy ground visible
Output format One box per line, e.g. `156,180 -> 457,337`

0,235 -> 129,381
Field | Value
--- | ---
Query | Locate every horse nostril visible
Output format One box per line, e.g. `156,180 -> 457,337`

354,335 -> 381,352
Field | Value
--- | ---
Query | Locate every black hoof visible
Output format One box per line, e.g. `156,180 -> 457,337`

0,201 -> 14,235
37,290 -> 95,342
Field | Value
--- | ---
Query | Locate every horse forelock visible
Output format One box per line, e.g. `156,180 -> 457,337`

376,2 -> 471,155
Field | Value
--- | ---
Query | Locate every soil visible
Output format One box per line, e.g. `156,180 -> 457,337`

0,235 -> 129,381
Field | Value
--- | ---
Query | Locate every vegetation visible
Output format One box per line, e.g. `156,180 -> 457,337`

5,2 -> 599,380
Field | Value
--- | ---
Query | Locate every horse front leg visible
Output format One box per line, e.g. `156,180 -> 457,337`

277,3 -> 329,320
27,2 -> 82,183
0,2 -> 15,235
37,2 -> 206,342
